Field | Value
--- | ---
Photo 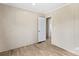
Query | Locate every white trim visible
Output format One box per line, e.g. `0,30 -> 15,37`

65,49 -> 79,55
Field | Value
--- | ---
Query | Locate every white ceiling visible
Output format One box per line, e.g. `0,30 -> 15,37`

3,3 -> 68,14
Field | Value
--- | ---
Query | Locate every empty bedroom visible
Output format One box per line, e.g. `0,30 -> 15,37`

0,3 -> 79,56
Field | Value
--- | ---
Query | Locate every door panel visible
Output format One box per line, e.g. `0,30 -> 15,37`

38,16 -> 46,42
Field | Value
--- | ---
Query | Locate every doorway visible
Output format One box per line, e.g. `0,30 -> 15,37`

46,17 -> 51,42
37,16 -> 51,43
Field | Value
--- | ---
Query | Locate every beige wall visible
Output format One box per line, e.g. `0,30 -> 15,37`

52,4 -> 74,50
0,4 -> 43,52
49,4 -> 79,54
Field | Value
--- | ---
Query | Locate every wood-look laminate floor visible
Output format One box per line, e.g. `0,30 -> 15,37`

0,39 -> 77,56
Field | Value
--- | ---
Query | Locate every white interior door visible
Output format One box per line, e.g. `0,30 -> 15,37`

38,16 -> 46,42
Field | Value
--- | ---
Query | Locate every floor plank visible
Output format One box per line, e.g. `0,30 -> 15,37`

0,39 -> 77,56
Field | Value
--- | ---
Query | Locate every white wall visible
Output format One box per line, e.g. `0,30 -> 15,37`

0,4 -> 43,52
48,4 -> 79,55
